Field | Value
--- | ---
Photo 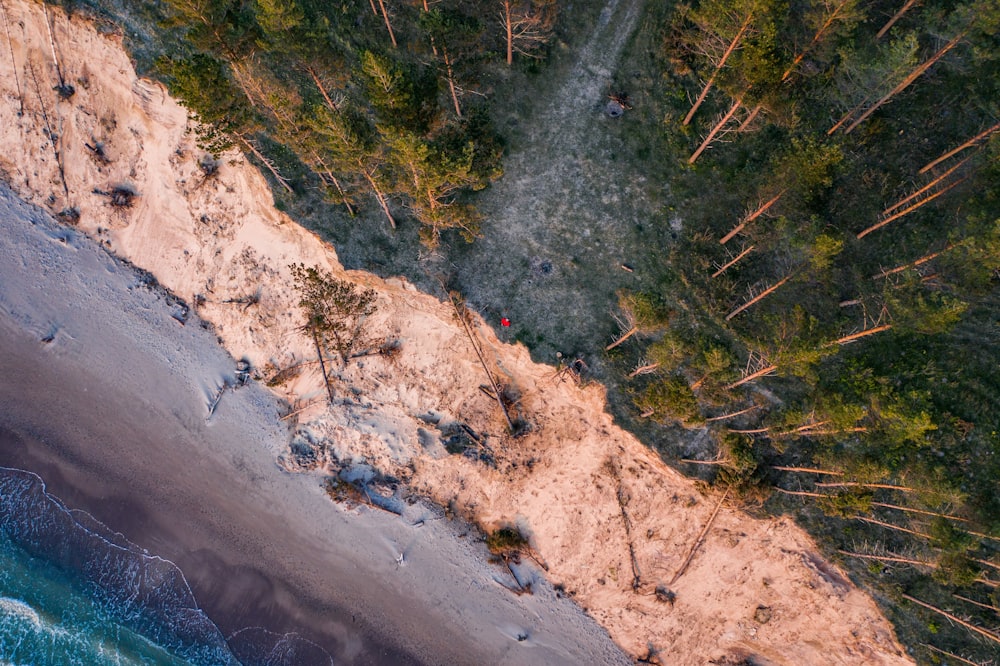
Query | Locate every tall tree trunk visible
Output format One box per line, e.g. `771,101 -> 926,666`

737,104 -> 761,131
830,324 -> 892,345
606,326 -> 638,351
311,151 -> 355,217
772,465 -> 844,475
361,166 -> 396,228
311,330 -> 336,405
307,67 -> 340,112
504,0 -> 513,65
844,32 -> 965,134
669,488 -> 729,585
952,594 -> 998,611
712,245 -> 755,278
303,72 -> 360,217
876,0 -> 919,40
689,98 -> 742,163
376,0 -> 397,47
705,405 -> 759,421
920,122 -> 1000,174
238,136 -> 294,193
816,481 -> 913,491
874,501 -> 967,521
41,2 -> 67,92
26,61 -> 69,198
227,61 -> 260,109
841,552 -> 933,566
873,245 -> 954,279
828,95 -> 871,134
683,14 -> 752,126
857,175 -> 967,238
922,644 -> 986,666
725,274 -> 792,320
901,595 -> 1000,645
442,47 -> 462,117
444,289 -> 516,433
884,156 -> 970,216
424,0 -> 438,55
724,364 -> 777,389
720,191 -> 784,243
782,0 -> 853,81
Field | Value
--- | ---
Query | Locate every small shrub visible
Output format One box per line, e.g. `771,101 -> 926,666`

635,374 -> 702,426
198,154 -> 220,177
109,185 -> 136,208
323,477 -> 365,507
56,207 -> 80,224
654,585 -> 676,605
818,489 -> 874,518
54,82 -> 75,100
85,140 -> 111,164
485,526 -> 528,557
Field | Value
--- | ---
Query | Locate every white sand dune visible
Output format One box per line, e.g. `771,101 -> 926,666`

0,1 -> 914,663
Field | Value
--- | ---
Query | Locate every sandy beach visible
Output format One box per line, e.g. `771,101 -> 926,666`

0,187 -> 629,665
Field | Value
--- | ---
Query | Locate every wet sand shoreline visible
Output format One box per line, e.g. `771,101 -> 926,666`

0,318 -> 420,666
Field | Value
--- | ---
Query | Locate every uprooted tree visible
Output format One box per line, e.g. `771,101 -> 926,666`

291,264 -> 377,402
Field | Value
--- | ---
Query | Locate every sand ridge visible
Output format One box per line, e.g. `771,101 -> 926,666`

0,1 -> 913,663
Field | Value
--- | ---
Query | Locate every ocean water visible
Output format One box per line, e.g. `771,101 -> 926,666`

0,467 -> 328,666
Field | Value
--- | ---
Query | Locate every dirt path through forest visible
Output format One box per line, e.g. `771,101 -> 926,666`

447,0 -> 665,369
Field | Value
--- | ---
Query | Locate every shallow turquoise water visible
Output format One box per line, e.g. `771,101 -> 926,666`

0,468 -> 238,666
0,533 -> 192,665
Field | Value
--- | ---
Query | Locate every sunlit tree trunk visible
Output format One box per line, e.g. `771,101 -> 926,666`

844,32 -> 965,134
725,364 -> 777,389
720,191 -> 784,243
920,122 -> 1000,174
442,47 -> 461,116
361,167 -> 396,228
872,245 -> 954,279
782,0 -> 854,81
504,0 -> 513,64
1,0 -> 24,114
689,98 -> 742,163
725,274 -> 792,320
857,176 -> 967,238
830,324 -> 892,345
683,14 -> 752,126
711,245 -> 755,277
876,0 -> 919,40
377,0 -> 397,47
884,156 -> 970,216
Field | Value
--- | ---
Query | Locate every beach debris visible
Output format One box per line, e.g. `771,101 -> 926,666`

235,359 -> 251,385
206,380 -> 230,417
